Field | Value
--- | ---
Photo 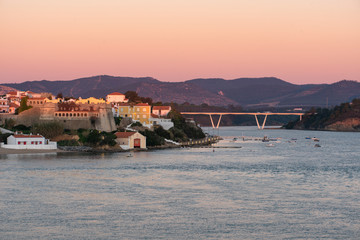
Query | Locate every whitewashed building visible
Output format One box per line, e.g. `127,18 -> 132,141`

115,131 -> 146,150
152,106 -> 171,117
106,92 -> 129,103
1,134 -> 57,150
149,114 -> 174,130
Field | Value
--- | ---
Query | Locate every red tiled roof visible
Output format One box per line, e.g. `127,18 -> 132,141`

153,106 -> 171,110
151,113 -> 160,118
7,91 -> 17,95
115,132 -> 136,138
135,103 -> 149,106
9,103 -> 19,108
13,134 -> 44,138
108,92 -> 125,96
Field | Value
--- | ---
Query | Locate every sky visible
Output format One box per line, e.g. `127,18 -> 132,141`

1,0 -> 359,84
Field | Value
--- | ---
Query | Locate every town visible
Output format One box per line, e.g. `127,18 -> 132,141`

0,90 -> 208,151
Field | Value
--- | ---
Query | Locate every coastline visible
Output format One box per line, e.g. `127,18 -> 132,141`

0,147 -> 66,155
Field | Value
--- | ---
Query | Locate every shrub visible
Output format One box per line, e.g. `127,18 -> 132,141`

131,122 -> 143,127
31,122 -> 64,139
100,132 -> 117,146
139,129 -> 164,146
57,139 -> 80,146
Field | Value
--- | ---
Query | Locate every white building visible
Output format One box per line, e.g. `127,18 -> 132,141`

152,106 -> 171,117
149,114 -> 174,130
1,134 -> 57,150
115,131 -> 146,150
106,92 -> 129,103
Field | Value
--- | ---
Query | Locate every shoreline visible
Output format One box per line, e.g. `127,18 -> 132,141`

0,147 -> 66,155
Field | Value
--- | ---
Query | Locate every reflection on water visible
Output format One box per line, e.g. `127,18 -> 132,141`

0,127 -> 359,239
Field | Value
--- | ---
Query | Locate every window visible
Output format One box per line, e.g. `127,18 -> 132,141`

143,108 -> 146,112
143,115 -> 146,118
18,141 -> 20,145
137,108 -> 139,112
39,141 -> 42,144
24,142 -> 26,145
31,141 -> 34,144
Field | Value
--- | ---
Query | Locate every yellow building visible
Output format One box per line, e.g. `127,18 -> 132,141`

117,103 -> 152,125
76,97 -> 105,104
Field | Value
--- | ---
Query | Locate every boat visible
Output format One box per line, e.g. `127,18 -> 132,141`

127,153 -> 133,157
314,144 -> 321,147
266,143 -> 275,147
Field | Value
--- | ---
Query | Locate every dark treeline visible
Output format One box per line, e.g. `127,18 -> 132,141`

284,98 -> 360,130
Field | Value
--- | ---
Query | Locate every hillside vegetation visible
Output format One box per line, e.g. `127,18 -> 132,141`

284,99 -> 360,131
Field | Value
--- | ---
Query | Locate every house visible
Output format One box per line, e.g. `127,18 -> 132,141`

0,133 -> 57,150
106,92 -> 129,103
8,103 -> 19,114
149,114 -> 174,130
115,103 -> 152,125
0,97 -> 9,113
27,97 -> 48,107
115,131 -> 146,150
152,106 -> 171,117
76,97 -> 105,104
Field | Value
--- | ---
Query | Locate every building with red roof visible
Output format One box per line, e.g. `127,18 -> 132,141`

115,131 -> 146,149
106,92 -> 128,103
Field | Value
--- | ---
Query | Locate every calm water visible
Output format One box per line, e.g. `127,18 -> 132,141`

0,127 -> 359,239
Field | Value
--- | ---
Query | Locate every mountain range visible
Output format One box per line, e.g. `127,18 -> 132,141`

2,75 -> 359,108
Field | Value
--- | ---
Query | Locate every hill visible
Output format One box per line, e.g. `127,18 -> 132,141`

3,75 -> 360,108
284,98 -> 360,131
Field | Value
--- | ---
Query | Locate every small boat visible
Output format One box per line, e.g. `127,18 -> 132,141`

314,144 -> 321,147
127,153 -> 133,157
266,143 -> 275,147
312,138 -> 320,142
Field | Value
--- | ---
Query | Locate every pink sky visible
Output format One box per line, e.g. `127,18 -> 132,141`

1,0 -> 359,84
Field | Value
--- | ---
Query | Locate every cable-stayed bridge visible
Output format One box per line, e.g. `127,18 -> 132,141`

180,112 -> 305,129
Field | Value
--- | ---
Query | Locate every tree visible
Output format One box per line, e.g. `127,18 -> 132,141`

125,91 -> 140,102
86,129 -> 102,145
18,97 -> 32,113
31,122 -> 64,139
56,93 -> 63,99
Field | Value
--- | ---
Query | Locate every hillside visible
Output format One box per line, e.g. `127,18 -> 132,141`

284,98 -> 360,131
0,85 -> 17,95
3,75 -> 360,108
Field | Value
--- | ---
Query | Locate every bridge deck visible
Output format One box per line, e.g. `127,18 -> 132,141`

180,112 -> 304,129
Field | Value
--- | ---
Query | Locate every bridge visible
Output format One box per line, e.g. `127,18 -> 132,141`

180,112 -> 305,129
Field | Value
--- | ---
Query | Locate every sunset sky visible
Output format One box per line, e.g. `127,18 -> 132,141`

1,0 -> 359,84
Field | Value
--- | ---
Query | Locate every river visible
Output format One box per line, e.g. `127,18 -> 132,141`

0,127 -> 359,239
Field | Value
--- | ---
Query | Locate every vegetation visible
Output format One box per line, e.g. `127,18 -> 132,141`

31,122 -> 64,139
0,133 -> 12,144
130,122 -> 142,127
139,129 -> 165,146
125,91 -> 153,105
17,96 -> 32,114
4,119 -> 16,129
77,129 -> 117,147
114,117 -> 121,125
284,98 -> 360,130
57,139 -> 80,146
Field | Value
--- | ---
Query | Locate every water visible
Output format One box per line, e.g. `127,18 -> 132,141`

0,127 -> 359,239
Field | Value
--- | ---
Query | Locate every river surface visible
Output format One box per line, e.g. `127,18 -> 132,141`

0,127 -> 359,239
